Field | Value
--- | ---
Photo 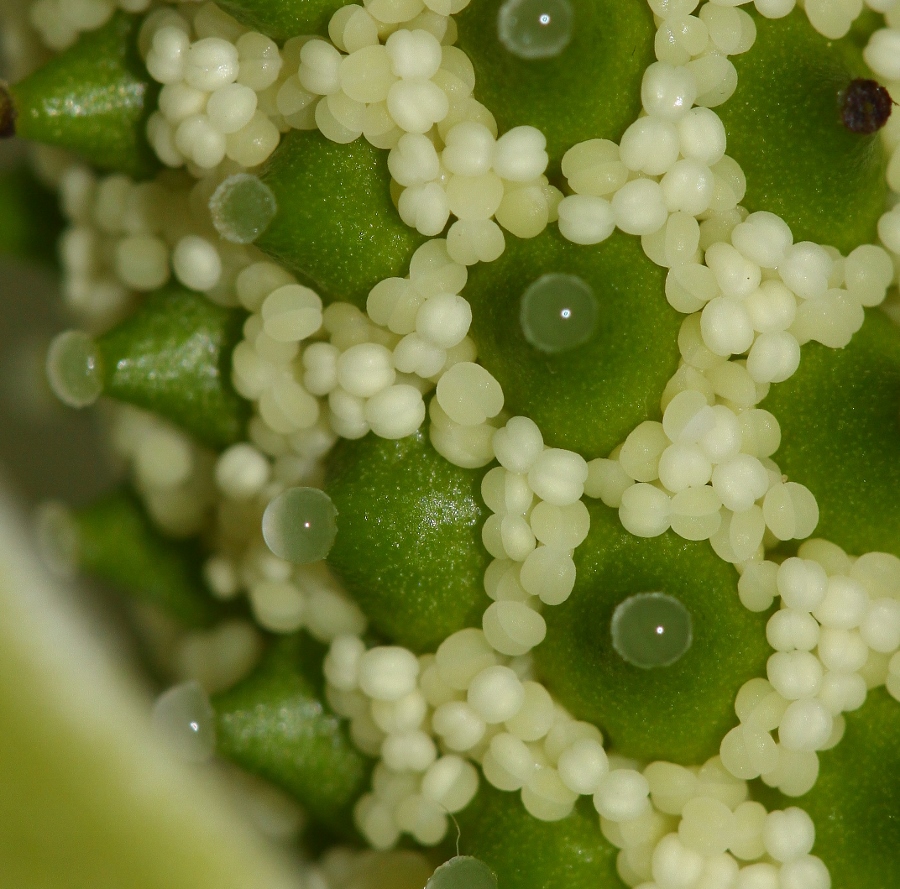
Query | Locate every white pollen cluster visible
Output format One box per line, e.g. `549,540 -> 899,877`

28,0 -> 151,51
140,4 -> 283,171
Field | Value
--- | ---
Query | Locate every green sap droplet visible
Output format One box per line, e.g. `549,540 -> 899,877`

498,0 -> 574,60
611,592 -> 693,669
209,173 -> 278,245
46,330 -> 103,408
262,487 -> 338,564
519,272 -> 598,353
427,856 -> 498,889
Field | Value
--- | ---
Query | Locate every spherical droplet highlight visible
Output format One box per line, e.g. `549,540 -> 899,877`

519,273 -> 598,353
151,680 -> 216,764
209,172 -> 278,244
262,486 -> 338,564
611,591 -> 693,669
45,330 -> 103,408
427,856 -> 498,889
498,0 -> 574,60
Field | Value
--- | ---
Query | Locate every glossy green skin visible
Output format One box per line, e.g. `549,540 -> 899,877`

212,634 -> 370,832
10,13 -> 159,179
467,229 -> 680,459
96,285 -> 250,450
74,488 -> 218,628
536,500 -> 771,764
455,0 -> 655,173
256,130 -> 426,309
325,427 -> 491,652
716,9 -> 887,254
755,688 -> 900,889
762,310 -> 900,560
216,0 -> 346,42
0,165 -> 65,266
456,786 -> 624,889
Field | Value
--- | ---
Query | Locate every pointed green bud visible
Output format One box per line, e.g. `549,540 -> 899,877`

66,489 -> 218,627
255,130 -> 426,308
325,426 -> 491,653
456,785 -> 622,889
95,285 -> 250,450
215,0 -> 348,42
6,12 -> 159,179
0,164 -> 64,265
212,634 -> 370,831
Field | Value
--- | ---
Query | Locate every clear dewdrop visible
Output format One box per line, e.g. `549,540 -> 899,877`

426,856 -> 498,889
45,330 -> 103,408
151,680 -> 216,764
498,0 -> 574,60
209,173 -> 278,245
611,591 -> 693,669
261,486 -> 338,564
519,273 -> 598,353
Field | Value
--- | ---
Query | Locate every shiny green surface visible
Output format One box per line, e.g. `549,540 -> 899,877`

457,786 -> 625,889
325,427 -> 491,652
256,130 -> 426,309
10,12 -> 159,178
96,284 -> 250,449
212,634 -> 370,832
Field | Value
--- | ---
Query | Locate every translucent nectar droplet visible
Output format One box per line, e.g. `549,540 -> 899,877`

209,173 -> 278,245
611,592 -> 693,669
427,856 -> 498,889
151,680 -> 216,764
262,486 -> 338,564
519,273 -> 598,353
498,0 -> 574,60
45,330 -> 103,408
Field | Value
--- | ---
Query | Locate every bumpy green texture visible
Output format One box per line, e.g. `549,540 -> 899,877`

8,13 -> 159,179
456,786 -> 624,889
216,0 -> 346,41
716,9 -> 887,254
96,285 -> 249,450
212,634 -> 370,831
455,0 -> 654,173
325,427 -> 491,652
466,229 -> 680,459
0,165 -> 64,265
536,501 -> 771,764
762,311 -> 900,559
255,131 -> 426,308
73,489 -> 217,628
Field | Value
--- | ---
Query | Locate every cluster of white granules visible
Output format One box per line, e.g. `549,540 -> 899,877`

28,0 -> 151,51
140,3 -> 283,171
722,541 -> 900,789
228,239 -> 480,453
53,161 -> 266,330
17,0 -> 900,884
556,2 -> 754,247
